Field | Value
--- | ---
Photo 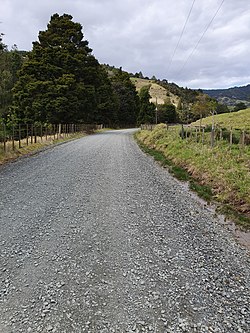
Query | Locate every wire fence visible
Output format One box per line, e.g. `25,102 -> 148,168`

180,125 -> 250,148
141,123 -> 176,131
0,123 -> 103,154
141,123 -> 250,149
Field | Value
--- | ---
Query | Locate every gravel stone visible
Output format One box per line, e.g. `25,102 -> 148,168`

0,129 -> 249,332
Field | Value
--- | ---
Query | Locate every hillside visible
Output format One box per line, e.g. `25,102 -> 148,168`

192,108 -> 250,130
204,84 -> 250,107
130,78 -> 180,107
103,64 -> 202,108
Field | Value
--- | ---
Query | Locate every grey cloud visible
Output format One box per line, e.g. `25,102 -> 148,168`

1,0 -> 250,89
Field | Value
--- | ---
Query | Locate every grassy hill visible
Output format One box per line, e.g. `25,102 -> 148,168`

130,78 -> 180,107
192,108 -> 250,130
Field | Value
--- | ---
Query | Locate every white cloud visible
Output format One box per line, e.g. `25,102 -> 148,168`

1,0 -> 250,89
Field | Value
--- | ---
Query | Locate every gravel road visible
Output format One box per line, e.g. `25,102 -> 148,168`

0,129 -> 249,333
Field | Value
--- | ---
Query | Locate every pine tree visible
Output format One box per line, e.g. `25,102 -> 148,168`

137,85 -> 155,124
0,36 -> 24,121
12,14 -> 115,124
111,70 -> 139,127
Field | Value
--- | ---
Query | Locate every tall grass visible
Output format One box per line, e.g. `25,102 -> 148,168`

192,108 -> 250,130
136,124 -> 250,228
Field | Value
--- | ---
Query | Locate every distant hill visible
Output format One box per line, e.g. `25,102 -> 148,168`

204,84 -> 250,107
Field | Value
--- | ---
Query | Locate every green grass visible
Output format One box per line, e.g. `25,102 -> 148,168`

192,108 -> 250,130
189,180 -> 213,202
135,124 -> 250,229
135,136 -> 213,203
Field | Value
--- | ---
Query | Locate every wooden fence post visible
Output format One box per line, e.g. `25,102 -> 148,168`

241,130 -> 245,149
211,128 -> 215,148
230,127 -> 233,146
31,124 -> 33,144
181,124 -> 184,139
40,124 -> 43,142
3,123 -> 6,152
12,125 -> 15,151
18,124 -> 21,148
202,128 -> 205,144
34,125 -> 37,143
26,124 -> 29,146
220,128 -> 223,141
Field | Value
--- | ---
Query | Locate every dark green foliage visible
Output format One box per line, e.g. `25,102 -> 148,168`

220,128 -> 241,144
216,103 -> 229,114
0,53 -> 12,120
189,181 -> 213,202
0,33 -> 6,51
137,86 -> 155,124
0,34 -> 10,120
233,102 -> 247,112
158,103 -> 177,123
111,70 -> 139,126
134,71 -> 144,79
95,67 -> 118,126
0,36 -> 24,121
12,13 -> 116,124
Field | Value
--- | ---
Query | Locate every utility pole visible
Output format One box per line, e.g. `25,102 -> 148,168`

155,97 -> 158,124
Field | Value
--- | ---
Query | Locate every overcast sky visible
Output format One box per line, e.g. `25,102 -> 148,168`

1,0 -> 250,89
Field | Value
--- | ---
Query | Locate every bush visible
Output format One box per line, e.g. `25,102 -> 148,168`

221,128 -> 241,144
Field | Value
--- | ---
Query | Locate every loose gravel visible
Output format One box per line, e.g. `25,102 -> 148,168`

0,129 -> 249,333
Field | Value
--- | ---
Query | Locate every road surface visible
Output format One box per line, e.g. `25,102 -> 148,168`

0,129 -> 249,332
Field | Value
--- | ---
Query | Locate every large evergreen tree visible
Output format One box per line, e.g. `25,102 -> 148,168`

0,34 -> 9,119
12,13 -> 115,124
111,69 -> 139,126
137,85 -> 155,124
158,103 -> 177,123
0,36 -> 24,121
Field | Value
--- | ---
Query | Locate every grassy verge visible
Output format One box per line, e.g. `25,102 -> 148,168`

136,139 -> 213,202
135,124 -> 250,229
0,132 -> 87,165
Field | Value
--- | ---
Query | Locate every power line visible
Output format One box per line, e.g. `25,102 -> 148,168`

177,0 -> 225,76
166,0 -> 196,75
